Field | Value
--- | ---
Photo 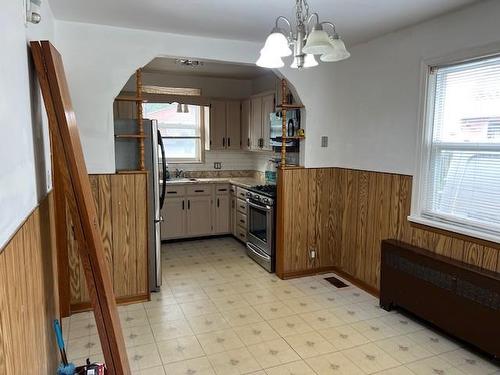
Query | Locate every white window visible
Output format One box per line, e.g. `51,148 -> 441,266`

143,103 -> 209,163
411,54 -> 500,242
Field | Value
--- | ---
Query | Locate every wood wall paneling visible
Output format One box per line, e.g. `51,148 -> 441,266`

276,167 -> 500,291
0,194 -> 59,374
66,173 -> 149,312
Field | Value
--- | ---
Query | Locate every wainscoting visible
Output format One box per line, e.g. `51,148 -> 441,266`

0,193 -> 59,374
65,172 -> 149,313
276,167 -> 499,291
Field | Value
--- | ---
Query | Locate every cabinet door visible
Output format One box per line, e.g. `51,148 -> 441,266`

214,194 -> 230,234
161,197 -> 186,240
241,99 -> 251,150
210,100 -> 226,150
250,97 -> 262,150
261,94 -> 275,150
186,196 -> 213,236
231,195 -> 237,236
226,101 -> 241,150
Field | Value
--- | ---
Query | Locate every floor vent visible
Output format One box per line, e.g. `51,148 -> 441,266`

324,276 -> 349,288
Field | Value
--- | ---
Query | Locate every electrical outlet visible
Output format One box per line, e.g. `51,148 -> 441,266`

321,136 -> 328,147
214,162 -> 222,169
310,249 -> 316,259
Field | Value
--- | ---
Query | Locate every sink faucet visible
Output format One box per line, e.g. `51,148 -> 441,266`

174,168 -> 185,178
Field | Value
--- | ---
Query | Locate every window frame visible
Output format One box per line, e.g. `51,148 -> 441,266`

145,103 -> 207,164
410,48 -> 500,244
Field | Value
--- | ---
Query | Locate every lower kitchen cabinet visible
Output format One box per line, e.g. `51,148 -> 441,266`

214,194 -> 230,234
186,196 -> 213,236
161,197 -> 186,239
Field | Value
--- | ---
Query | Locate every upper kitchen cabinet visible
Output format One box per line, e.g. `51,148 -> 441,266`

241,99 -> 251,150
250,93 -> 275,151
210,99 -> 241,150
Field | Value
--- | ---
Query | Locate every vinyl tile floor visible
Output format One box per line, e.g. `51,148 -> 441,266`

63,237 -> 500,375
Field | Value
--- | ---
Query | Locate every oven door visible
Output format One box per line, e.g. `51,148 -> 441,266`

246,198 -> 273,254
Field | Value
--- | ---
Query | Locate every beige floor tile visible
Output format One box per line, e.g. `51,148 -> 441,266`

187,312 -> 231,334
264,360 -> 316,375
180,299 -> 219,317
284,331 -> 336,359
211,295 -> 251,311
342,343 -> 401,373
406,329 -> 460,355
208,347 -> 262,375
196,329 -> 245,355
231,280 -> 268,294
350,318 -> 400,341
151,319 -> 194,341
247,338 -> 300,369
241,290 -> 279,305
374,366 -> 415,374
439,348 -> 500,375
319,324 -> 371,351
123,324 -> 155,348
137,366 -> 166,375
298,309 -> 346,330
375,334 -> 434,364
128,343 -> 162,371
253,301 -> 295,320
203,284 -> 239,299
174,289 -> 209,304
120,309 -> 150,328
147,304 -> 186,324
330,304 -> 372,324
220,306 -> 264,327
378,313 -> 425,335
157,335 -> 205,364
310,292 -> 349,309
270,286 -> 306,301
407,356 -> 468,375
267,315 -> 314,337
305,351 -> 365,375
281,297 -> 324,314
233,321 -> 281,346
67,334 -> 102,361
164,356 -> 216,375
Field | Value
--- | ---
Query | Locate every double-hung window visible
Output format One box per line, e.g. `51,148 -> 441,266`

142,87 -> 209,163
412,54 -> 500,242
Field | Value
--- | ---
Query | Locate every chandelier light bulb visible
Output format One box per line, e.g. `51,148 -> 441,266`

256,52 -> 285,69
261,31 -> 292,57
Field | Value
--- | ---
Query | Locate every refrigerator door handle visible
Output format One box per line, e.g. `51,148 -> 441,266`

158,130 -> 167,210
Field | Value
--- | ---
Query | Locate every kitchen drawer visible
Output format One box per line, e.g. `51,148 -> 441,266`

236,187 -> 248,200
236,225 -> 247,242
166,185 -> 186,196
236,211 -> 247,228
236,198 -> 247,214
186,184 -> 212,196
215,184 -> 230,194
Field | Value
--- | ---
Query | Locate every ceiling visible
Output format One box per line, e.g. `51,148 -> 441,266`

48,0 -> 480,46
143,58 -> 271,79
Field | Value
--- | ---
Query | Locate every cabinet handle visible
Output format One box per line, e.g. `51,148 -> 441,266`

218,188 -> 227,192
167,191 -> 176,194
247,138 -> 250,147
194,189 -> 204,193
217,198 -> 220,207
228,137 -> 231,147
188,200 -> 190,210
222,137 -> 225,147
182,200 -> 185,210
239,219 -> 245,224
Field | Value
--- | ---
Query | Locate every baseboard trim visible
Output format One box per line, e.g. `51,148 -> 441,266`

70,293 -> 150,314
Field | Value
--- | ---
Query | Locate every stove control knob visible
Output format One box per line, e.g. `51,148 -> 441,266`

263,198 -> 270,204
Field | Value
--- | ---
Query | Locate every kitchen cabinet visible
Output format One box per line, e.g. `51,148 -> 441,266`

161,197 -> 186,240
249,93 -> 275,151
241,99 -> 251,150
210,99 -> 241,150
214,194 -> 230,234
233,186 -> 248,243
186,196 -> 213,236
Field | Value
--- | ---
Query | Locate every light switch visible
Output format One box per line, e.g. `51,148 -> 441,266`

321,136 -> 328,147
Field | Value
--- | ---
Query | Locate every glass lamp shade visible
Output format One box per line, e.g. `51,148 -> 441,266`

290,54 -> 318,69
320,37 -> 351,62
261,31 -> 292,57
256,52 -> 285,68
303,28 -> 334,55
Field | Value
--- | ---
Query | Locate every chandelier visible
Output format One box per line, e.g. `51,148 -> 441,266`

256,0 -> 350,69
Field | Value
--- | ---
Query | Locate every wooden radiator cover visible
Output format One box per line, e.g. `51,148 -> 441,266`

380,239 -> 500,358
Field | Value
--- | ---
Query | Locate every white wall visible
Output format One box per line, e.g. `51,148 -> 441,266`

282,0 -> 500,175
53,0 -> 500,176
0,0 -> 55,249
123,71 -> 254,99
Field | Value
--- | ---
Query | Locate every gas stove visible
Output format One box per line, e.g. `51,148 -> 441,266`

248,184 -> 276,198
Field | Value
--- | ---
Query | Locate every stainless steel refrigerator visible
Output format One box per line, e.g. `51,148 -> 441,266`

115,119 -> 167,292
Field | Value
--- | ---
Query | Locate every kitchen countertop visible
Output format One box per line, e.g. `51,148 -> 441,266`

163,177 -> 265,189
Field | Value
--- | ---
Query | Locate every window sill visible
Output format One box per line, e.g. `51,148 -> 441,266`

407,215 -> 500,245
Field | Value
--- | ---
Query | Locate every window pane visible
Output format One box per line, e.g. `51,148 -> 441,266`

144,103 -> 201,137
163,138 -> 200,161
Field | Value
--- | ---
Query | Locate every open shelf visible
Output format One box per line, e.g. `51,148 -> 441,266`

115,96 -> 148,103
115,134 -> 146,139
277,103 -> 304,109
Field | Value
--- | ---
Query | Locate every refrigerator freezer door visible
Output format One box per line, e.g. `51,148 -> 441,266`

151,120 -> 162,291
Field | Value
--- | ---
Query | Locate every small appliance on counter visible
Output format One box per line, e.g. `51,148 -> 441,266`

246,184 -> 277,272
270,109 -> 301,151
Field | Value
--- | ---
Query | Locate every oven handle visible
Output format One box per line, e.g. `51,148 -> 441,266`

247,242 -> 271,261
246,199 -> 272,211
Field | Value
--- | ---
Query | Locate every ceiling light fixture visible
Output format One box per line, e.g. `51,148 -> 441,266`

256,0 -> 350,69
